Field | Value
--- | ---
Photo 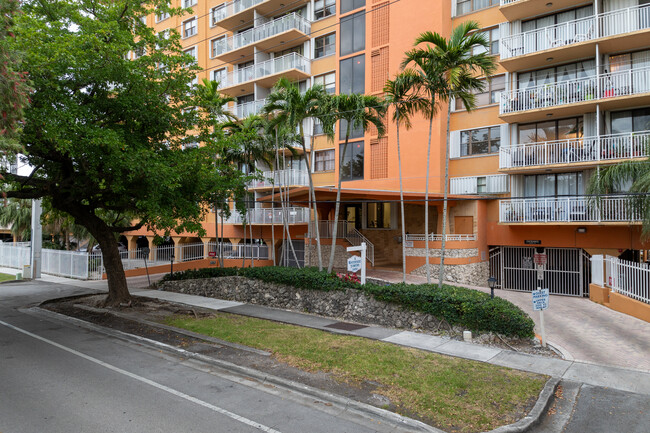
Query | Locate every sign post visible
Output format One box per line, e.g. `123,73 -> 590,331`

346,242 -> 366,285
532,288 -> 549,347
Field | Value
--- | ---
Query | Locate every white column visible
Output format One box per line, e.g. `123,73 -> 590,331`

30,199 -> 42,279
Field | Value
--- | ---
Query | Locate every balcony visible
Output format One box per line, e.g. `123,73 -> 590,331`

499,65 -> 650,122
499,131 -> 650,171
224,206 -> 310,224
499,195 -> 641,224
500,0 -> 590,22
248,169 -> 309,190
212,0 -> 309,30
219,53 -> 311,96
212,13 -> 311,63
227,98 -> 267,118
449,174 -> 509,195
500,4 -> 650,70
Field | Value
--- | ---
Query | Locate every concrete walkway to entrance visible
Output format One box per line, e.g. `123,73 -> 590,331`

368,268 -> 650,372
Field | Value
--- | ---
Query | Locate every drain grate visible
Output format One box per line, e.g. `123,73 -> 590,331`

324,321 -> 368,331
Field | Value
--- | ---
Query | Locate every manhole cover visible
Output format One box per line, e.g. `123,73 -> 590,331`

324,321 -> 368,331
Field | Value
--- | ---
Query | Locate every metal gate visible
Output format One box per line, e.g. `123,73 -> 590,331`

281,240 -> 305,268
490,246 -> 591,296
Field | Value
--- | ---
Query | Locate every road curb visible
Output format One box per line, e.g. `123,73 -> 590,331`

30,306 -> 444,433
485,377 -> 560,433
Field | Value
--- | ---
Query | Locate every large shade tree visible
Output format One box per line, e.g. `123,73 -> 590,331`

403,22 -> 495,287
1,0 -> 247,305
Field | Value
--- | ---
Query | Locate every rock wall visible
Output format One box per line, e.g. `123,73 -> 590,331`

305,244 -> 349,269
411,261 -> 489,286
158,276 -> 458,333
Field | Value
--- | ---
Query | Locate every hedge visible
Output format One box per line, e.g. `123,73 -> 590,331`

161,266 -> 535,339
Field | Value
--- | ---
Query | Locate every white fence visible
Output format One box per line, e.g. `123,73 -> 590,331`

592,254 -> 650,304
405,233 -> 476,242
500,4 -> 650,60
224,206 -> 310,225
213,13 -> 310,57
449,174 -> 509,195
211,0 -> 264,25
500,195 -> 641,223
223,53 -> 311,88
248,169 -> 309,189
499,130 -> 650,169
227,98 -> 267,118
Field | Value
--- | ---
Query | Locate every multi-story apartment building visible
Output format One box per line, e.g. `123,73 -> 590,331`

126,0 -> 650,296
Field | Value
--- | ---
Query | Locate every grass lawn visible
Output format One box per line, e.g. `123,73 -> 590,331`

0,273 -> 16,282
165,313 -> 548,433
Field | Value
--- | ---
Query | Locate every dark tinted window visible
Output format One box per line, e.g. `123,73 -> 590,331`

340,12 -> 365,56
339,54 -> 365,94
341,0 -> 365,14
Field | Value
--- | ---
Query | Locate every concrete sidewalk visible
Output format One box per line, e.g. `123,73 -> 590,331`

368,269 -> 650,372
132,288 -> 650,396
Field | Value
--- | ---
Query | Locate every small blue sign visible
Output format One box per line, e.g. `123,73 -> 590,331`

347,255 -> 362,273
532,288 -> 549,311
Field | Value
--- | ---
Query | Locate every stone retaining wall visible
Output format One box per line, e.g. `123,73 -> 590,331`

158,276 -> 457,333
411,261 -> 489,286
405,247 -> 478,258
305,244 -> 349,269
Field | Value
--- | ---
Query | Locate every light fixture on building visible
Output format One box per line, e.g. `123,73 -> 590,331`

546,2 -> 553,6
577,227 -> 587,233
546,113 -> 553,117
546,57 -> 554,62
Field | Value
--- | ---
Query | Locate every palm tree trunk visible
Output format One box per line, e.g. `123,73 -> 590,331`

220,212 -> 224,267
300,125 -> 323,270
271,179 -> 276,266
249,208 -> 254,267
275,133 -> 299,267
438,95 -> 453,288
215,202 -> 221,267
396,112 -> 407,283
328,127 -> 351,273
424,108 -> 434,284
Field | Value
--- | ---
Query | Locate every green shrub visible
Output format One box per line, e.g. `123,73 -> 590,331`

161,266 -> 535,338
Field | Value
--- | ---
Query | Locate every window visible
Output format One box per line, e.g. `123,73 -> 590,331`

315,0 -> 336,19
456,0 -> 498,16
524,172 -> 583,197
522,6 -> 593,33
183,18 -> 197,38
366,203 -> 391,228
471,28 -> 499,56
156,10 -> 170,22
517,60 -> 596,90
314,72 -> 335,93
313,119 -> 324,135
611,108 -> 650,133
455,75 -> 504,110
183,0 -> 197,8
340,12 -> 365,56
340,141 -> 364,181
340,120 -> 364,139
477,177 -> 487,194
315,33 -> 336,58
341,0 -> 365,14
340,54 -> 365,94
212,68 -> 227,87
211,36 -> 226,58
184,46 -> 198,64
274,45 -> 304,57
134,45 -> 146,59
460,126 -> 500,156
211,5 -> 225,26
315,149 -> 335,171
518,118 -> 583,144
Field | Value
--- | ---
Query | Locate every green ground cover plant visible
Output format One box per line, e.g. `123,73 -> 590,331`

161,267 -> 535,338
165,312 -> 547,433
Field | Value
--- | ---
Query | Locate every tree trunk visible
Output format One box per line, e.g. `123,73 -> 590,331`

300,124 -> 323,270
328,126 -> 351,273
438,95 -> 453,289
424,109 -> 434,284
215,201 -> 221,268
396,113 -> 407,283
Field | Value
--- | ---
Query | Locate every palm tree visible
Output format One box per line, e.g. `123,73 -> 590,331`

384,71 -> 429,282
195,78 -> 236,267
0,198 -> 32,242
263,78 -> 333,270
403,21 -> 496,287
327,93 -> 387,273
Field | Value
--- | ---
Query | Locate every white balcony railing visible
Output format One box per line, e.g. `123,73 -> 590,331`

213,13 -> 310,57
499,0 -> 520,5
227,98 -> 267,118
499,131 -> 650,169
500,4 -> 650,59
450,174 -> 509,195
224,206 -> 310,225
249,169 -> 309,189
499,65 -> 650,114
211,0 -> 265,25
405,233 -> 477,242
499,195 -> 642,223
222,53 -> 311,88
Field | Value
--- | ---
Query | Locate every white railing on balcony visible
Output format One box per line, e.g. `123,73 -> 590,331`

225,206 -> 311,225
405,233 -> 477,242
499,195 -> 641,223
308,220 -> 375,265
223,53 -> 311,88
499,0 -> 520,5
227,99 -> 267,118
450,174 -> 509,194
500,131 -> 650,169
501,4 -> 650,59
500,65 -> 650,114
213,13 -> 310,56
249,169 -> 309,189
592,255 -> 650,304
211,0 -> 265,25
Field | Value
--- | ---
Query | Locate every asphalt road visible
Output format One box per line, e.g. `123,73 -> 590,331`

0,281 -> 408,433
